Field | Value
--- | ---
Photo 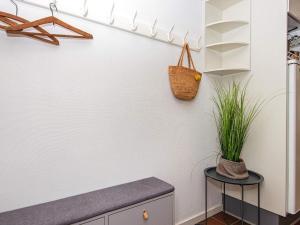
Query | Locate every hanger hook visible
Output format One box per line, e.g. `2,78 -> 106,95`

168,24 -> 175,42
150,18 -> 158,37
83,0 -> 89,17
10,0 -> 18,16
184,30 -> 189,44
109,2 -> 115,25
131,10 -> 138,31
49,2 -> 58,17
49,2 -> 58,25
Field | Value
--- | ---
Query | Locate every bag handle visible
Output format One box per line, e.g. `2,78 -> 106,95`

177,43 -> 196,70
186,44 -> 196,70
178,43 -> 191,68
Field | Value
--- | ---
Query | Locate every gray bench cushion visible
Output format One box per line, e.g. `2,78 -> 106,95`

0,177 -> 174,225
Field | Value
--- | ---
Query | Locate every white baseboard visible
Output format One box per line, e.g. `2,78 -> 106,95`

176,205 -> 222,225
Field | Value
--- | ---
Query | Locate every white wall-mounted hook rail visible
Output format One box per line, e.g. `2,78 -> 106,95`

168,24 -> 175,42
109,2 -> 115,25
131,10 -> 138,31
184,31 -> 189,44
14,0 -> 201,52
82,0 -> 88,17
150,18 -> 158,37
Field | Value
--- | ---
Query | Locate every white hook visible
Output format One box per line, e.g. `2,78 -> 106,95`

168,24 -> 175,42
10,0 -> 18,16
109,2 -> 115,25
150,18 -> 158,37
184,31 -> 189,43
131,10 -> 138,31
83,0 -> 88,17
197,36 -> 202,49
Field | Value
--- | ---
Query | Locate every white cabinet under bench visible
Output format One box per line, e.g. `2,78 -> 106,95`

0,177 -> 175,225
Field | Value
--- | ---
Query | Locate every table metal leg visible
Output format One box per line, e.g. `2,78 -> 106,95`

258,183 -> 260,225
205,176 -> 208,225
241,185 -> 244,225
223,182 -> 226,213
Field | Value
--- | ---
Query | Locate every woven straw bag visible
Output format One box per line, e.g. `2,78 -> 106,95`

168,43 -> 202,100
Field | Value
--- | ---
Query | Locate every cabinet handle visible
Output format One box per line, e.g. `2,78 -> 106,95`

143,210 -> 149,221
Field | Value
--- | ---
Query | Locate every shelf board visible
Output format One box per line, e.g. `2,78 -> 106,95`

206,0 -> 242,10
204,68 -> 250,75
206,20 -> 248,33
206,41 -> 249,52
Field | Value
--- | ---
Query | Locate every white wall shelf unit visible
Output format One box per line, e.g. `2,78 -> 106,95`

204,0 -> 251,75
206,41 -> 248,52
206,0 -> 243,10
205,68 -> 250,76
206,20 -> 248,33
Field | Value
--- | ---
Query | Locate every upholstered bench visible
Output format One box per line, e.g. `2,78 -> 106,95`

0,177 -> 175,225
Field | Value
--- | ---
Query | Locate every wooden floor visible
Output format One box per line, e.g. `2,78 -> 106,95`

196,211 -> 300,225
196,212 -> 250,225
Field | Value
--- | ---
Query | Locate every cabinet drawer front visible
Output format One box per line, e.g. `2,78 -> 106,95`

108,196 -> 173,225
81,217 -> 105,225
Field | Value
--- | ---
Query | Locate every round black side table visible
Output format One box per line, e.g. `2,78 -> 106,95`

204,167 -> 264,225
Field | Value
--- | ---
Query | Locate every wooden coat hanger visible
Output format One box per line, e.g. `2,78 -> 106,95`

0,12 -> 59,45
6,3 -> 93,40
0,0 -> 59,45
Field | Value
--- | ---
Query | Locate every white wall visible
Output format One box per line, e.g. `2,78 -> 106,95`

0,0 -> 289,222
0,0 -> 221,224
224,0 -> 288,217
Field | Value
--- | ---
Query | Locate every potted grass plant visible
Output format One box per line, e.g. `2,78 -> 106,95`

213,81 -> 261,179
